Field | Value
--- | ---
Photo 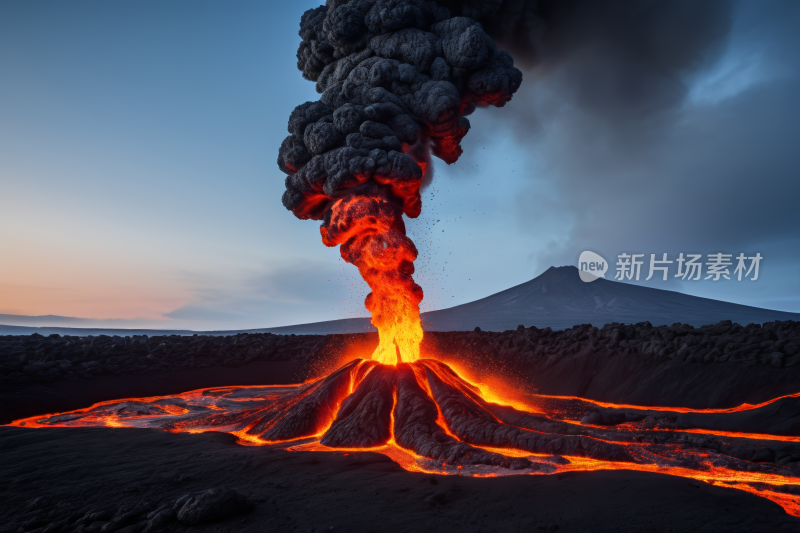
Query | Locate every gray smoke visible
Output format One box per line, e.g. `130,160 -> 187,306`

279,0 -> 523,222
280,1 -> 735,221
442,0 -> 733,119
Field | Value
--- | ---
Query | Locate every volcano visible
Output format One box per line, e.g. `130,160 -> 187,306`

13,357 -> 800,517
7,0 -> 800,521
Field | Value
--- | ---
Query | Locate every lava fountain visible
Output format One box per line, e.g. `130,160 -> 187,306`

9,1 -> 800,520
321,190 -> 423,365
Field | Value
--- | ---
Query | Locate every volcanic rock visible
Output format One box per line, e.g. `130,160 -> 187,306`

175,487 -> 252,525
142,507 -> 177,532
321,363 -> 396,447
163,359 -> 631,470
99,502 -> 152,533
392,364 -> 532,470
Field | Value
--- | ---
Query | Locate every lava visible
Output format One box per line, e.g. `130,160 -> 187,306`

536,391 -> 800,415
10,359 -> 800,517
320,189 -> 423,365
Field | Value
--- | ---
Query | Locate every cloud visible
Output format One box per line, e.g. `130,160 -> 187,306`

437,0 -> 800,312
521,74 -> 800,303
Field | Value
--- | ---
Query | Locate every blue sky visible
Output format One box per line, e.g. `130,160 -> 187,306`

1,0 -> 798,330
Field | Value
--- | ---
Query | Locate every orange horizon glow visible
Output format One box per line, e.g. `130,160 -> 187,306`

0,281 -> 185,322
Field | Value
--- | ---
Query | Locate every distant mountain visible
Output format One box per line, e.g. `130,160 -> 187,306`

0,314 -> 195,337
420,265 -> 800,331
0,323 -> 198,337
260,265 -> 800,334
2,266 -> 798,337
0,314 -> 95,327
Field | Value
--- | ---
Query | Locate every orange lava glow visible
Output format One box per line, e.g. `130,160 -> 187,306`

439,359 -> 544,414
472,445 -> 800,516
663,428 -> 800,443
321,193 -> 423,365
8,359 -> 800,519
536,391 -> 800,414
288,442 -> 800,517
288,441 -> 436,474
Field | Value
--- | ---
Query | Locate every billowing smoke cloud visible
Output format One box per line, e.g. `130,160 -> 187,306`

431,1 -> 800,314
279,0 -> 734,222
442,0 -> 733,120
280,0 -> 523,221
278,0 -> 523,364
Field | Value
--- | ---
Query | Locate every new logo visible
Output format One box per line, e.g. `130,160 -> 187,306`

578,251 -> 608,282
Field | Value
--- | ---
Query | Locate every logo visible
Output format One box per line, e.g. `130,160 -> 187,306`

577,250 -> 763,283
578,251 -> 608,282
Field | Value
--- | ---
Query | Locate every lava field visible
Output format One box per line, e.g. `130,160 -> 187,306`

11,356 -> 800,517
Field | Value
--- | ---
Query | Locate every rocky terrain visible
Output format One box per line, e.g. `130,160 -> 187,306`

430,319 -> 800,408
456,319 -> 800,370
2,318 -> 800,435
4,427 -> 798,533
0,332 -> 337,383
2,319 -> 799,406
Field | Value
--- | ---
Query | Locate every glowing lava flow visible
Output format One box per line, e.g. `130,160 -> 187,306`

535,391 -> 800,414
9,358 -> 800,517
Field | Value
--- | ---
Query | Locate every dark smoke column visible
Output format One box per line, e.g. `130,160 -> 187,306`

279,0 -> 522,365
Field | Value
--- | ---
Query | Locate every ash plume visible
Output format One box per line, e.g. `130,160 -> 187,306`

279,0 -> 523,222
280,0 -> 735,221
278,0 -> 524,364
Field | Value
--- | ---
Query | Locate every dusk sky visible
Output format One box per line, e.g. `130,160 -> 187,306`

2,0 -> 799,331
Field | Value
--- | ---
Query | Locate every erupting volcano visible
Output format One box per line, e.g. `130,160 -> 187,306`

9,0 -> 800,524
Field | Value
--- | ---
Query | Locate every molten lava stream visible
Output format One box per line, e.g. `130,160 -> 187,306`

288,384 -> 439,477
534,391 -> 800,415
8,358 -> 800,518
669,428 -> 800,443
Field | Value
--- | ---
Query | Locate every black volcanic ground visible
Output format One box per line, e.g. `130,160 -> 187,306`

4,426 -> 800,533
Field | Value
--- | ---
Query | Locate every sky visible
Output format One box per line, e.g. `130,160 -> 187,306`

1,0 -> 798,331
